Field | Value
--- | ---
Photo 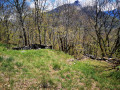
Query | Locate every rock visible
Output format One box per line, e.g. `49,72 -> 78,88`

12,47 -> 21,50
96,57 -> 102,61
45,46 -> 52,49
102,57 -> 108,61
22,46 -> 31,50
85,54 -> 96,59
13,44 -> 52,50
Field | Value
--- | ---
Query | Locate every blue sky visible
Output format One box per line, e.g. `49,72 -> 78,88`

27,0 -> 119,11
27,0 -> 94,8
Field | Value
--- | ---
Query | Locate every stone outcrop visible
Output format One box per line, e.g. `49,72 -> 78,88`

12,44 -> 52,50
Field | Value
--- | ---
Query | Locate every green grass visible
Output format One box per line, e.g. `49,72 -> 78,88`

53,63 -> 61,70
0,44 -> 120,90
0,56 -> 4,62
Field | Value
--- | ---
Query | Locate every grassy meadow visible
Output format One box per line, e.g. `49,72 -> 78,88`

0,44 -> 120,90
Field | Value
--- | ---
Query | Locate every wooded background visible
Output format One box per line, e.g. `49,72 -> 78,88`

0,0 -> 120,59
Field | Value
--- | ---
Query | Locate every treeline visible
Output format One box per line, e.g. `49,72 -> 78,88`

0,0 -> 120,59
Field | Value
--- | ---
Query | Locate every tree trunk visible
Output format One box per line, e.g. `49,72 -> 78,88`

38,25 -> 42,45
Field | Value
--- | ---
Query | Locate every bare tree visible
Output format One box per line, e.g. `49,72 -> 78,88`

34,0 -> 47,45
83,0 -> 120,57
6,0 -> 29,46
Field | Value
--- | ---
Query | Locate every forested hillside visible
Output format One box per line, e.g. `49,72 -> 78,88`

0,0 -> 120,89
0,0 -> 120,58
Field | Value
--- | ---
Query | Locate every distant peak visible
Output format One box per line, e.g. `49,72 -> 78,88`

74,0 -> 80,5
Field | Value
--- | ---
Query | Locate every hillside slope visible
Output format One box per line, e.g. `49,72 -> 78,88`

0,44 -> 120,90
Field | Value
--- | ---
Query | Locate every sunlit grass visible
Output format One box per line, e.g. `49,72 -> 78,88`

0,44 -> 119,89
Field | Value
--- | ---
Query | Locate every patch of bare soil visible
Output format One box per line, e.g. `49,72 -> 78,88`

14,79 -> 39,90
0,83 -> 3,90
67,58 -> 77,65
91,82 -> 100,90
